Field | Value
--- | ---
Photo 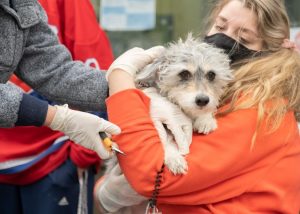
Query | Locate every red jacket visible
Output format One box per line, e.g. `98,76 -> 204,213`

107,89 -> 300,213
40,0 -> 114,69
0,0 -> 114,185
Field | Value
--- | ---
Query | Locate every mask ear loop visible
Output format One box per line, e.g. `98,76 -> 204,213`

236,22 -> 249,51
228,40 -> 239,57
228,21 -> 246,57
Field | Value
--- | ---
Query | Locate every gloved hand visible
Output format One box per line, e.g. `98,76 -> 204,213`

106,46 -> 165,80
48,104 -> 121,159
144,87 -> 193,155
94,164 -> 146,213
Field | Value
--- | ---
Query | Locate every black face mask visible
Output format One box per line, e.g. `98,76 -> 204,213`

203,33 -> 260,63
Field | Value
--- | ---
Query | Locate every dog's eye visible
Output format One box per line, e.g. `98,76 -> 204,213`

178,70 -> 192,81
206,70 -> 216,81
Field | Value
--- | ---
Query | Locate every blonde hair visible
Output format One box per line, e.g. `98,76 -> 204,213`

207,0 -> 300,133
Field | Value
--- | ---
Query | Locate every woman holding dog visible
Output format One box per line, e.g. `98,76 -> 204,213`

95,0 -> 300,213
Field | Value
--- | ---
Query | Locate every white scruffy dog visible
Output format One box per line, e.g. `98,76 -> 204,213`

135,34 -> 232,174
99,34 -> 232,213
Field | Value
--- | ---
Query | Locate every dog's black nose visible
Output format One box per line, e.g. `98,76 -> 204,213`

195,95 -> 209,106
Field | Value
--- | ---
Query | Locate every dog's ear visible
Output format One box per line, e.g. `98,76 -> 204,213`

135,57 -> 165,87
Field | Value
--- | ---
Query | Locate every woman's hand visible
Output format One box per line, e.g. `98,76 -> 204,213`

107,46 -> 165,95
106,46 -> 165,79
94,164 -> 146,213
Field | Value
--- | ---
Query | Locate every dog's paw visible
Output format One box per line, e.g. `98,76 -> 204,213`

164,151 -> 188,175
193,116 -> 217,134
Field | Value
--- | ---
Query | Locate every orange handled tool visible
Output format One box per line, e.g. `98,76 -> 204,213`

99,132 -> 125,155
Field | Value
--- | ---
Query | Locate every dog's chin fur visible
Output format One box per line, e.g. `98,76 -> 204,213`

167,88 -> 219,134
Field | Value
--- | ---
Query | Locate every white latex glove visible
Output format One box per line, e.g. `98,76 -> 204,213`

106,46 -> 165,80
144,87 -> 193,155
95,164 -> 146,213
49,104 -> 121,159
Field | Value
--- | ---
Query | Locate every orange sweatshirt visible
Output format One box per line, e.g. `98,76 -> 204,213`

106,89 -> 300,214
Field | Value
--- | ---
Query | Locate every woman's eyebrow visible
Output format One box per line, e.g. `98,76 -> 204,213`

217,16 -> 227,22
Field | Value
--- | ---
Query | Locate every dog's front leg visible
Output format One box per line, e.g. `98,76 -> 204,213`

163,139 -> 188,175
193,113 -> 217,134
145,87 -> 193,155
152,120 -> 188,174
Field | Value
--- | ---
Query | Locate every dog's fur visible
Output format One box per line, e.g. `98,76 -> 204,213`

103,35 -> 232,213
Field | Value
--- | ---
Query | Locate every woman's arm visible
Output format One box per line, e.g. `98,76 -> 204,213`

106,89 -> 297,205
106,46 -> 297,205
108,69 -> 136,95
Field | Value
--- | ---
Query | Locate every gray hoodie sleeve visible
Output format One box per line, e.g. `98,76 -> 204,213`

14,2 -> 109,112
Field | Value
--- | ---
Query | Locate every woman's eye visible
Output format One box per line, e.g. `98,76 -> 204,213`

215,25 -> 224,31
240,38 -> 249,45
178,70 -> 192,81
206,70 -> 216,81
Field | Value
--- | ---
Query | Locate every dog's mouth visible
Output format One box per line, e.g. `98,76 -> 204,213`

174,99 -> 210,111
180,105 -> 209,116
188,102 -> 216,113
196,106 -> 206,110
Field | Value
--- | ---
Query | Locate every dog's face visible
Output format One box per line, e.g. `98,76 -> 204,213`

136,35 -> 232,119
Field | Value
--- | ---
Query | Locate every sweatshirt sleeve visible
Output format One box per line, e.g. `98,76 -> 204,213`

106,89 -> 296,205
0,83 -> 23,127
0,83 -> 48,127
14,2 -> 108,112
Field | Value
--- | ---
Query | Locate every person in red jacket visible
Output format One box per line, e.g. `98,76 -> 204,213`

0,0 -> 114,214
95,0 -> 300,213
